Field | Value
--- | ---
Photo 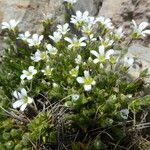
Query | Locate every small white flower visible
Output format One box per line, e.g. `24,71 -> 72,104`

120,109 -> 129,119
96,16 -> 113,29
64,0 -> 77,4
65,36 -> 86,49
132,20 -> 150,37
18,31 -> 31,41
46,44 -> 58,55
88,16 -> 96,25
91,46 -> 114,64
57,23 -> 70,35
41,66 -> 53,76
124,56 -> 134,68
75,55 -> 82,64
69,66 -> 79,77
27,34 -> 44,47
49,32 -> 62,43
82,24 -> 93,35
99,37 -> 114,47
70,11 -> 89,26
71,94 -> 80,101
77,70 -> 96,91
1,19 -> 19,30
31,50 -> 48,62
53,82 -> 58,88
20,66 -> 37,80
12,88 -> 33,111
114,27 -> 124,39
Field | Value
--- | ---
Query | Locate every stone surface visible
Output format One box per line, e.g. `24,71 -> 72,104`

127,44 -> 150,88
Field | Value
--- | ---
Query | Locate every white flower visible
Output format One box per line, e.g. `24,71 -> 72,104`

91,46 -> 114,64
46,44 -> 58,55
99,37 -> 114,47
77,70 -> 96,91
71,94 -> 80,101
82,24 -> 93,35
70,11 -> 89,26
65,36 -> 86,49
87,16 -> 96,25
114,27 -> 124,39
69,66 -> 79,77
20,66 -> 37,80
41,66 -> 53,76
96,16 -> 113,29
53,82 -> 58,88
31,50 -> 48,62
124,56 -> 134,68
120,109 -> 129,119
57,23 -> 70,35
18,31 -> 31,41
75,55 -> 82,64
12,88 -> 33,111
132,20 -> 150,37
27,34 -> 44,47
1,19 -> 19,30
49,32 -> 62,43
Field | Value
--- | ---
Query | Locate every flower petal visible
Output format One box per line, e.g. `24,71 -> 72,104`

20,74 -> 26,80
80,42 -> 86,47
98,46 -> 105,55
20,103 -> 27,111
64,37 -> 72,43
76,77 -> 84,84
93,59 -> 99,64
28,66 -> 34,72
139,22 -> 149,31
142,30 -> 150,35
91,50 -> 99,58
21,88 -> 27,96
13,100 -> 24,109
132,20 -> 137,29
105,49 -> 114,59
28,97 -> 33,104
84,84 -> 91,91
84,70 -> 90,77
13,91 -> 21,99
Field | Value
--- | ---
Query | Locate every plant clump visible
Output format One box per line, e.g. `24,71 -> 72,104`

0,0 -> 150,149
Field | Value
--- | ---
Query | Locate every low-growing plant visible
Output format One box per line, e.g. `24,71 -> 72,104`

0,0 -> 150,149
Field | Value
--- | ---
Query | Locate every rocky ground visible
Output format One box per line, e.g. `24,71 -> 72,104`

0,0 -> 150,83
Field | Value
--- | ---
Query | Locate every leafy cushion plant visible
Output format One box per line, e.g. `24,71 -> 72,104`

0,0 -> 150,149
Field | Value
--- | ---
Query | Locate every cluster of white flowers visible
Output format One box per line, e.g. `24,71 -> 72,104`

1,5 -> 150,112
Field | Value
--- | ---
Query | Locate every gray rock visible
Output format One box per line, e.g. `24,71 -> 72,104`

127,44 -> 150,94
74,0 -> 102,16
128,44 -> 150,64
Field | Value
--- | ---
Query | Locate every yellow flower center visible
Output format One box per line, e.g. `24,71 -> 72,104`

84,77 -> 93,85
